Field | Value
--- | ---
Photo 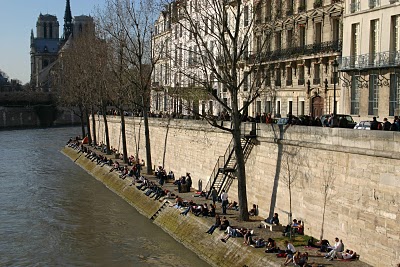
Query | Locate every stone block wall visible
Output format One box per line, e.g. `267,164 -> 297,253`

92,116 -> 400,267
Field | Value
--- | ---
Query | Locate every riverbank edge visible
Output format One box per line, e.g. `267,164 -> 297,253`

61,146 -> 281,267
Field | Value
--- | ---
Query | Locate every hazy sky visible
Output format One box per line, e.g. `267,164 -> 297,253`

0,0 -> 104,84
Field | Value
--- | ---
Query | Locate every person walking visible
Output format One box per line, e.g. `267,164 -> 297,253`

221,190 -> 228,214
211,187 -> 218,205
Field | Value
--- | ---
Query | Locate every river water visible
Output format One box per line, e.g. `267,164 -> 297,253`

0,127 -> 208,267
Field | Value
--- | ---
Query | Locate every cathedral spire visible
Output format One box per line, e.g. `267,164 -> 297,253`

63,0 -> 73,39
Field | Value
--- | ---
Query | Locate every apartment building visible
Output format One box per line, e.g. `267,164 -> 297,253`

339,0 -> 400,121
250,0 -> 343,118
151,0 -> 344,119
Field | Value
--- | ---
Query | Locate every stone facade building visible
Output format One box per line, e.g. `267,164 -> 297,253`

151,0 -> 345,120
339,0 -> 400,121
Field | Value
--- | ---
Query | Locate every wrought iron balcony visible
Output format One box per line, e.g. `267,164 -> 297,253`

339,50 -> 400,70
249,40 -> 342,64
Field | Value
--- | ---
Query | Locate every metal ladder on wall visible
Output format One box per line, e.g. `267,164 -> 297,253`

205,123 -> 257,199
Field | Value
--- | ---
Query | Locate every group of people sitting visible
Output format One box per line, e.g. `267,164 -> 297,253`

172,173 -> 192,193
178,199 -> 216,217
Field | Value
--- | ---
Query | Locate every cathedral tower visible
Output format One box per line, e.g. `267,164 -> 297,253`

63,0 -> 73,39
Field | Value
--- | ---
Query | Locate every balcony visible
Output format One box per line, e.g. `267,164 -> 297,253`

298,79 -> 305,85
339,50 -> 400,70
350,1 -> 360,13
332,0 -> 341,3
249,40 -> 342,64
314,0 -> 323,8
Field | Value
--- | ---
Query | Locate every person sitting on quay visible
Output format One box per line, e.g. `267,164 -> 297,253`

248,204 -> 258,216
119,165 -> 129,179
282,240 -> 296,266
243,228 -> 254,245
208,203 -> 216,217
264,212 -> 280,225
206,214 -> 221,234
219,216 -> 230,231
324,237 -> 344,259
109,161 -> 120,172
264,238 -> 279,253
326,249 -> 357,261
251,237 -> 266,248
220,226 -> 246,243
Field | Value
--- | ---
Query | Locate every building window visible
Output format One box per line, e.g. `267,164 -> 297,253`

391,15 -> 400,52
244,6 -> 249,27
299,100 -> 305,115
332,19 -> 340,42
275,31 -> 282,50
287,29 -> 293,48
243,101 -> 249,116
288,100 -> 293,115
276,100 -> 281,116
164,93 -> 168,111
313,64 -> 320,85
350,0 -> 360,13
351,75 -> 360,115
49,23 -> 53,38
368,74 -> 379,115
315,22 -> 322,44
370,19 -> 379,66
243,72 -> 249,91
351,23 -> 360,66
256,101 -> 262,114
43,23 -> 47,38
298,65 -> 305,85
369,0 -> 380,9
299,25 -> 306,46
389,74 -> 400,116
265,100 -> 272,113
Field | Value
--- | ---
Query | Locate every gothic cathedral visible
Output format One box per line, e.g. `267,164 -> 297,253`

30,0 -> 93,91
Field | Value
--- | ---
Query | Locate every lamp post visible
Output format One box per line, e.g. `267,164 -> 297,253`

332,58 -> 339,117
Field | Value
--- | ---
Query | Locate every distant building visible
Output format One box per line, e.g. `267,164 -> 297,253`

339,0 -> 400,121
30,0 -> 94,92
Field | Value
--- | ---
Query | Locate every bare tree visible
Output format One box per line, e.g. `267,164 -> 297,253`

281,146 -> 301,240
319,156 -> 336,241
152,0 -> 278,220
97,0 -> 164,173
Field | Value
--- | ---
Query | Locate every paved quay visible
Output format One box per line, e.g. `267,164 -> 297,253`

77,144 -> 372,267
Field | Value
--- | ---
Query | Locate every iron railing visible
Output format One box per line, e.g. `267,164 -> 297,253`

339,50 -> 400,70
248,40 -> 342,64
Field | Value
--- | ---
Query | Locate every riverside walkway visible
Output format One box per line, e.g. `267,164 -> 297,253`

73,143 -> 372,267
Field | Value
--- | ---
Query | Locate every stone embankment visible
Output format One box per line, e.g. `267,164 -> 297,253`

62,146 -> 372,267
62,146 -> 281,267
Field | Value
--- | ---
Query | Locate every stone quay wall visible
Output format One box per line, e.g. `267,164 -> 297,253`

62,146 -> 282,267
92,116 -> 400,267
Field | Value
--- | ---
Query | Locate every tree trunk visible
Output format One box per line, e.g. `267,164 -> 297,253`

119,107 -> 128,164
143,105 -> 152,174
162,117 -> 171,168
85,108 -> 92,145
231,98 -> 249,221
320,192 -> 328,240
78,105 -> 85,138
102,103 -> 111,155
91,107 -> 97,146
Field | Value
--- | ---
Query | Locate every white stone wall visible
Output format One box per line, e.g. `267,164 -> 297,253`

92,116 -> 400,267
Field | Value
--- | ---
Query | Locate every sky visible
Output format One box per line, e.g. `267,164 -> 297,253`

0,0 -> 104,84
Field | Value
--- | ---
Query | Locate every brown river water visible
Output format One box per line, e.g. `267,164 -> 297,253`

0,127 -> 208,267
